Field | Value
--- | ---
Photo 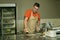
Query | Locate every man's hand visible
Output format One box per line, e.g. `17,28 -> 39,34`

24,28 -> 28,33
36,27 -> 40,32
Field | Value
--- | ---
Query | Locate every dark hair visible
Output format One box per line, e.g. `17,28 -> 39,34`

33,3 -> 40,8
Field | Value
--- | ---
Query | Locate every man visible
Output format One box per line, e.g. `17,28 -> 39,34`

24,3 -> 40,34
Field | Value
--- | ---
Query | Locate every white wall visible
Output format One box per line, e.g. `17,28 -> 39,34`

17,18 -> 60,32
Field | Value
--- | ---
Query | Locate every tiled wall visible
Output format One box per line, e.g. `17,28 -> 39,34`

40,18 -> 60,27
17,20 -> 24,32
17,18 -> 60,32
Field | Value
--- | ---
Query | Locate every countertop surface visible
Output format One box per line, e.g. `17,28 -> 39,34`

17,34 -> 60,40
0,34 -> 60,40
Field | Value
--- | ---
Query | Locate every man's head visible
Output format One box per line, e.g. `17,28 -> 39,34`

33,3 -> 40,13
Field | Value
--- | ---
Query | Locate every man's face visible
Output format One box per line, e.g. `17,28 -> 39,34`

33,6 -> 39,13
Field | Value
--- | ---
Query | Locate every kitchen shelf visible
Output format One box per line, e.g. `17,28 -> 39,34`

3,23 -> 14,25
3,12 -> 14,14
3,28 -> 15,34
3,17 -> 15,19
3,32 -> 15,35
0,7 -> 16,35
4,27 -> 15,29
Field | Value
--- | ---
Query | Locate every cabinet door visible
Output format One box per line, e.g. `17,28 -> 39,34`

2,7 -> 16,34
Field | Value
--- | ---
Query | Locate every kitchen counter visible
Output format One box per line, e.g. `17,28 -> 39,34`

17,34 -> 60,40
0,34 -> 60,40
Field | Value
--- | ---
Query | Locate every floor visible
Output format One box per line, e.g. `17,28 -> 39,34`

0,33 -> 60,40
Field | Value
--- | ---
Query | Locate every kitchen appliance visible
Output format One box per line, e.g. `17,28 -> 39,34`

46,30 -> 56,37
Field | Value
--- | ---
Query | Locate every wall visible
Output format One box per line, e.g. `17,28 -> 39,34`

0,0 -> 60,19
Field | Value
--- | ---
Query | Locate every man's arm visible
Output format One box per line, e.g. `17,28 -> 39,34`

24,17 -> 28,32
36,21 -> 40,32
38,21 -> 40,27
36,13 -> 40,32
